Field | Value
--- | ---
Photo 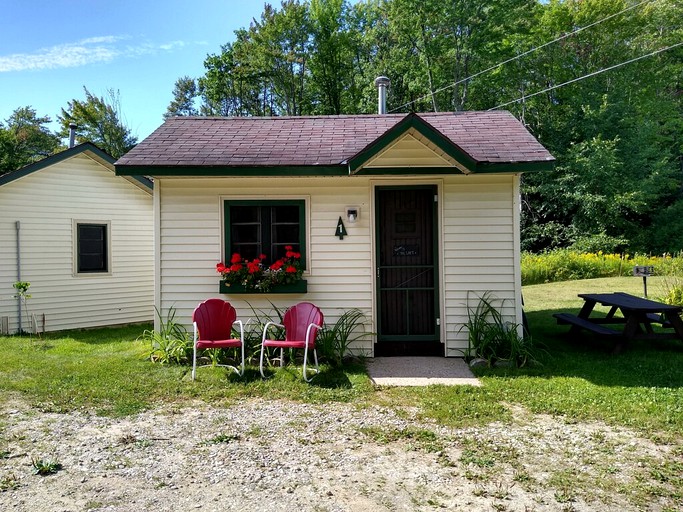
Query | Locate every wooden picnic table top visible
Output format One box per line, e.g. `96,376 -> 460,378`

578,292 -> 683,313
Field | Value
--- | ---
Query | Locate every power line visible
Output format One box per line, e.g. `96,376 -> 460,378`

388,0 -> 654,113
489,42 -> 683,110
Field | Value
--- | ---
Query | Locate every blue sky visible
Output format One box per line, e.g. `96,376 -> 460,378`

0,1 -> 267,141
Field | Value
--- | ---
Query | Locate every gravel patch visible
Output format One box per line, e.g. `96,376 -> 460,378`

0,398 -> 680,511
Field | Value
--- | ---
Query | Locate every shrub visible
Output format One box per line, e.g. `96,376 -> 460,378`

462,292 -> 539,368
659,277 -> 683,306
317,309 -> 371,366
521,250 -> 683,285
141,306 -> 192,365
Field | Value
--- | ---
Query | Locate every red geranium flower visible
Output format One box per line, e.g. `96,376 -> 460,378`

259,254 -> 267,261
231,253 -> 242,264
230,263 -> 242,272
216,263 -> 226,273
285,265 -> 297,273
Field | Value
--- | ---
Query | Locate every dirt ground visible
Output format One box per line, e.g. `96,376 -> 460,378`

1,397 -> 680,511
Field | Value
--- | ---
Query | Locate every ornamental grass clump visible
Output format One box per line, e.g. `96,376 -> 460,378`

217,246 -> 303,292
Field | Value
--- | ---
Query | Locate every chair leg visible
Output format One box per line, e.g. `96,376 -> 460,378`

302,346 -> 320,382
259,344 -> 267,378
192,344 -> 198,380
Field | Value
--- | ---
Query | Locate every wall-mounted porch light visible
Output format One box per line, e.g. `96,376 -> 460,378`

345,206 -> 360,224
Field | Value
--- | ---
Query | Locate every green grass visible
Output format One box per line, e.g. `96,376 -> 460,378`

0,324 -> 373,416
1,277 -> 682,438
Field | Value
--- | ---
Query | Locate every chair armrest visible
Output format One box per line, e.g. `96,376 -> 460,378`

305,322 -> 323,344
262,321 -> 284,344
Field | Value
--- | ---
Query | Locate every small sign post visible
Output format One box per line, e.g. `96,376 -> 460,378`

633,266 -> 654,298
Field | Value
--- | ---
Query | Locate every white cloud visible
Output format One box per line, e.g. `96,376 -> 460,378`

0,36 -> 192,72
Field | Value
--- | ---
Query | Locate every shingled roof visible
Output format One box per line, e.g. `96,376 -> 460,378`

115,111 -> 554,176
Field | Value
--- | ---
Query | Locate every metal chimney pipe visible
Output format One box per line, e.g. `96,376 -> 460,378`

374,76 -> 390,114
68,123 -> 77,148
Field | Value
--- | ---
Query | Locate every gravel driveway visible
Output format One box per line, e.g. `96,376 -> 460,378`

0,398 -> 680,511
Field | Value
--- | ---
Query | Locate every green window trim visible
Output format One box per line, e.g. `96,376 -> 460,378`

223,199 -> 307,269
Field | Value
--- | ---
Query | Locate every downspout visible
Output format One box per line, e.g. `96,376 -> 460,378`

15,221 -> 22,333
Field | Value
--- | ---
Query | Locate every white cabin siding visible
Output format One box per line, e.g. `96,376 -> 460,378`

158,173 -> 521,356
0,153 -> 153,333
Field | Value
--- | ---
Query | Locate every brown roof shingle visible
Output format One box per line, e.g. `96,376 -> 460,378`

116,111 -> 553,171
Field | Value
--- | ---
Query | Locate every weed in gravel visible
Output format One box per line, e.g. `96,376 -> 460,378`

491,479 -> 513,499
204,433 -> 241,444
0,472 -> 20,491
31,457 -> 62,476
118,434 -> 138,445
358,426 -> 443,453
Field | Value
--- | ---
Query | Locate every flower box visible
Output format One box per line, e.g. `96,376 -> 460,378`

219,279 -> 308,294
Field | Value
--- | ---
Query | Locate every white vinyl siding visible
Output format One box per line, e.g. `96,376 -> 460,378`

0,153 -> 153,333
157,173 -> 521,356
442,175 -> 519,355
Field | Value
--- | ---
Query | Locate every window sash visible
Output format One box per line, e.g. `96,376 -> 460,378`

77,223 -> 108,273
224,200 -> 306,268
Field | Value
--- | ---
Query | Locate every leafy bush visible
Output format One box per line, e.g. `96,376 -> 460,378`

522,250 -> 683,285
659,277 -> 683,306
569,233 -> 628,254
317,309 -> 371,366
462,292 -> 538,368
141,306 -> 192,364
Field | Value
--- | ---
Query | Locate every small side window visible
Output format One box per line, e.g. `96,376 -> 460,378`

77,223 -> 109,274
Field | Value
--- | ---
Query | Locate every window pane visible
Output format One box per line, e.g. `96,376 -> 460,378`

232,224 -> 260,244
233,244 -> 260,261
231,206 -> 259,223
272,205 -> 299,223
272,224 -> 299,244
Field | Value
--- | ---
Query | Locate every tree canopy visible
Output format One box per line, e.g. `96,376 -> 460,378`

58,87 -> 137,159
2,0 -> 681,254
168,0 -> 683,253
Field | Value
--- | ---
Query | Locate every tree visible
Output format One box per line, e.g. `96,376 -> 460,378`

164,76 -> 199,118
58,87 -> 137,158
0,107 -> 60,175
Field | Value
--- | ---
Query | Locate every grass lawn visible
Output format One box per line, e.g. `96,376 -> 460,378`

0,276 -> 681,437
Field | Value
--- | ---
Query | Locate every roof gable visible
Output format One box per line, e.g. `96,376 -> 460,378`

348,113 -> 473,174
115,112 -> 554,177
0,143 -> 152,193
361,130 -> 462,170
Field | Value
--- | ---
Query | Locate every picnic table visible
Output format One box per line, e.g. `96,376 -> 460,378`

554,292 -> 683,353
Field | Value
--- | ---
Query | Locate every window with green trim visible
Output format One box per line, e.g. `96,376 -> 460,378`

224,200 -> 306,267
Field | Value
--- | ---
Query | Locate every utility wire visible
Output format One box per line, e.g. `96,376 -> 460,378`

489,42 -> 683,110
388,0 -> 654,113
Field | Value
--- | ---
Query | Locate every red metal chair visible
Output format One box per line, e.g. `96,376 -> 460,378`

260,302 -> 324,382
192,299 -> 246,380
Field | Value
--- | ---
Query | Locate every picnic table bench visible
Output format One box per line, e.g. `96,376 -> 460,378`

554,292 -> 683,352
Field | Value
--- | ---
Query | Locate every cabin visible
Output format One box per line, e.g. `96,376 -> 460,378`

115,111 -> 553,356
0,143 -> 154,334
